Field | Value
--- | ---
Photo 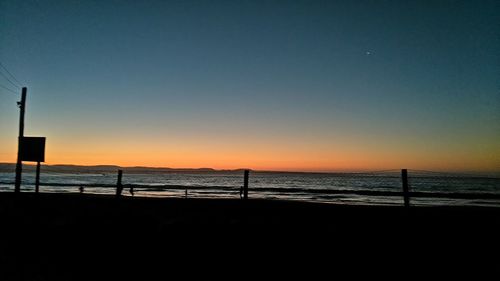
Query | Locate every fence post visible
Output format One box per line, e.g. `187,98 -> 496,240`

116,170 -> 123,197
402,169 -> 410,208
243,170 -> 249,200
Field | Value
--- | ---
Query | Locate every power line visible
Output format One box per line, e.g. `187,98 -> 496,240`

0,83 -> 18,95
0,70 -> 20,89
0,62 -> 23,87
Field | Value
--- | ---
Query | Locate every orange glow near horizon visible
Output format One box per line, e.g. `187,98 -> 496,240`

1,133 -> 498,173
0,109 -> 499,173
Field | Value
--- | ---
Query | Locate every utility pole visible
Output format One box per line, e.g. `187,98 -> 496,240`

14,87 -> 27,193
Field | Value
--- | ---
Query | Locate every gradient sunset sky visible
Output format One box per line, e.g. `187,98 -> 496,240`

1,0 -> 499,172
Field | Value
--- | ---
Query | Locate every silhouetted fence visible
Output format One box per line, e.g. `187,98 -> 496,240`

1,169 -> 499,207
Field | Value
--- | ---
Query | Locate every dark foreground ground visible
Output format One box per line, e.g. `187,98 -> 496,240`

1,192 -> 499,279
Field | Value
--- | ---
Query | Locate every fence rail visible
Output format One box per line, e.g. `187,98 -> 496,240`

2,181 -> 500,201
0,169 -> 500,207
1,167 -> 500,207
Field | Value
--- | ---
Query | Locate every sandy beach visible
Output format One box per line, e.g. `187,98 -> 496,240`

2,192 -> 499,231
1,192 -> 499,279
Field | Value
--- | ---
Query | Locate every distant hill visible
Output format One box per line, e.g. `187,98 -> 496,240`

0,163 -> 250,174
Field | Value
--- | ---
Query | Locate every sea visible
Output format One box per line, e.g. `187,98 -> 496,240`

1,170 -> 499,207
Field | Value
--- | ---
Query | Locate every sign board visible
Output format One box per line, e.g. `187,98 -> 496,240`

20,137 -> 45,162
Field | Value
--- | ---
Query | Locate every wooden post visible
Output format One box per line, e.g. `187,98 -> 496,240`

14,87 -> 27,193
243,170 -> 249,200
402,169 -> 410,208
116,170 -> 123,197
35,162 -> 41,193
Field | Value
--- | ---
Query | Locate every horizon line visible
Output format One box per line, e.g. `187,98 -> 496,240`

1,162 -> 499,175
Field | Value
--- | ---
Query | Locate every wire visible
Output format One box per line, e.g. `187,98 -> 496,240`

0,62 -> 23,87
0,83 -> 18,94
0,70 -> 20,89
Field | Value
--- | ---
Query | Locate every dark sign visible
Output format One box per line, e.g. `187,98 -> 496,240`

20,137 -> 46,162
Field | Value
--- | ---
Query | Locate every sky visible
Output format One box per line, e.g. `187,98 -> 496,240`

0,0 -> 499,172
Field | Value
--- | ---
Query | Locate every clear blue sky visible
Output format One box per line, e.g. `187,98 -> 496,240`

1,0 -> 499,171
